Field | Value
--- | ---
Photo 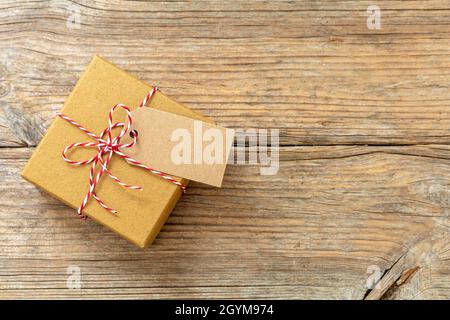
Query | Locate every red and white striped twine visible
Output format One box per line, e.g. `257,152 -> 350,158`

56,87 -> 186,219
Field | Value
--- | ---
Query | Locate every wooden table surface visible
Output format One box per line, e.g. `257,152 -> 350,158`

0,0 -> 449,300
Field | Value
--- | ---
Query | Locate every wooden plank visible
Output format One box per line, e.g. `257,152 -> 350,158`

0,146 -> 448,299
1,0 -> 449,300
1,1 -> 450,146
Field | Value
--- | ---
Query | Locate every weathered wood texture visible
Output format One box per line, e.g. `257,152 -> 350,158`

0,0 -> 449,299
1,147 -> 450,299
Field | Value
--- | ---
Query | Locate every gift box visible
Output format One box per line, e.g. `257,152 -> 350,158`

21,55 -> 214,248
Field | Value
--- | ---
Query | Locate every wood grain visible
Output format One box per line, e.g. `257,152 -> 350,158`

1,146 -> 449,299
0,0 -> 449,299
2,1 -> 450,146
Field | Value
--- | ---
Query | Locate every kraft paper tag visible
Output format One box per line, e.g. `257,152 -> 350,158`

122,108 -> 235,187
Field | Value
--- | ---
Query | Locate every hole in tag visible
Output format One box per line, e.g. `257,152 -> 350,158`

130,129 -> 138,138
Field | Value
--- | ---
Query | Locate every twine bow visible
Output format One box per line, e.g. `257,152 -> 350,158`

56,87 -> 186,219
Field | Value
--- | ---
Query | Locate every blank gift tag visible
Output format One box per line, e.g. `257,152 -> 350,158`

122,108 -> 235,187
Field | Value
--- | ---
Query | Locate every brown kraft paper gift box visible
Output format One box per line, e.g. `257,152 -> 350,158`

21,55 -> 213,248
